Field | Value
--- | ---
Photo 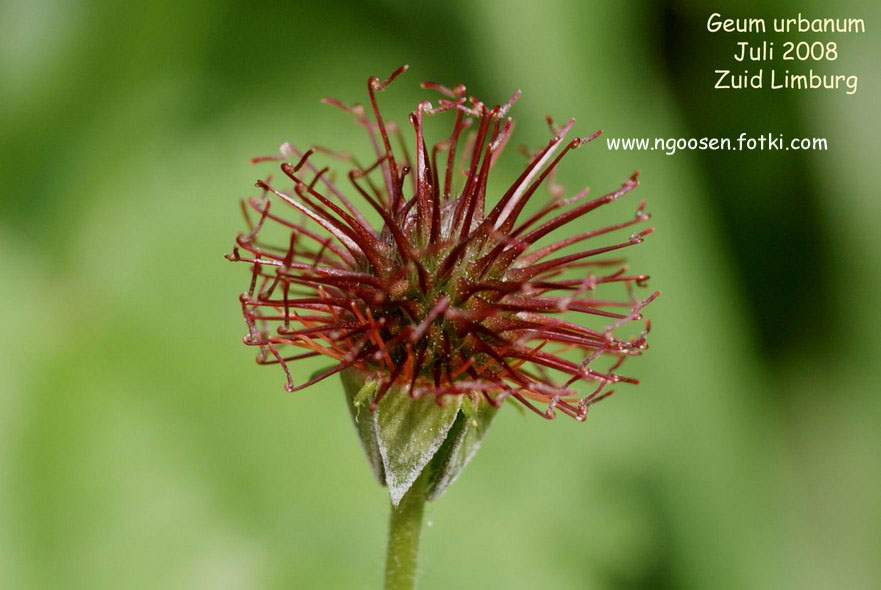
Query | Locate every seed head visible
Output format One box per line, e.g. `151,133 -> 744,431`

229,65 -> 658,422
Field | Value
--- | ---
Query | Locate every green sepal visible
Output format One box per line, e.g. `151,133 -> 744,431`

426,398 -> 498,500
340,368 -> 500,505
340,368 -> 385,484
373,384 -> 462,506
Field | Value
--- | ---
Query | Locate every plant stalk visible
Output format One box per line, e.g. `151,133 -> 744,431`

384,468 -> 430,590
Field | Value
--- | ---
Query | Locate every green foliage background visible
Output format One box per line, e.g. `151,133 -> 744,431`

1,0 -> 878,588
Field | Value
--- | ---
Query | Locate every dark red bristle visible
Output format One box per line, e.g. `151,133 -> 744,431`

230,68 -> 657,421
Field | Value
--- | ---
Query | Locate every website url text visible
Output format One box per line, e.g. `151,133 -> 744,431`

606,134 -> 828,155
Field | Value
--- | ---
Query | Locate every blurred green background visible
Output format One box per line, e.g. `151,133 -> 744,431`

2,0 -> 879,588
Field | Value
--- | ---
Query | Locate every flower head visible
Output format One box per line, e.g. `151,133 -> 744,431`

229,65 -> 657,423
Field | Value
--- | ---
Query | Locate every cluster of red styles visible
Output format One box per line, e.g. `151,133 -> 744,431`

228,65 -> 658,421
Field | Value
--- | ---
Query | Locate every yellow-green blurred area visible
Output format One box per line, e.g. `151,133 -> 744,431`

2,0 -> 879,588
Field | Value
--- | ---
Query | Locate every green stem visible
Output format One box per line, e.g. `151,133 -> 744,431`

384,469 -> 430,590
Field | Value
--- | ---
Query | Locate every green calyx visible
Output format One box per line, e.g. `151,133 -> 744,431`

340,367 -> 497,505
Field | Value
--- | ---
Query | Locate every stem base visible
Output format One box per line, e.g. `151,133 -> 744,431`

384,468 -> 429,590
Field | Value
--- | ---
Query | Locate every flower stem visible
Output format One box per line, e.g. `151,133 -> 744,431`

384,468 -> 430,590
